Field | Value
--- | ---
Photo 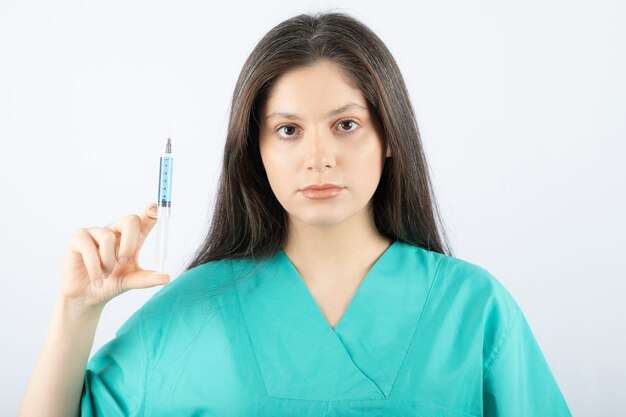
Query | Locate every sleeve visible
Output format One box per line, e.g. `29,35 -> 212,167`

79,308 -> 148,417
482,307 -> 572,417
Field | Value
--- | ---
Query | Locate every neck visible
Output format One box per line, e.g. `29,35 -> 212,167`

282,204 -> 392,280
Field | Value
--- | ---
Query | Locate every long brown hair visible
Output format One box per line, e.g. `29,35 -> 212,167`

184,10 -> 454,271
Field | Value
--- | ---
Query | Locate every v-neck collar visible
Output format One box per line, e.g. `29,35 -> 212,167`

233,240 -> 438,401
279,240 -> 398,332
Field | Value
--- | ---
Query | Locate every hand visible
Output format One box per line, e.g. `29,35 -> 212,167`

59,203 -> 171,309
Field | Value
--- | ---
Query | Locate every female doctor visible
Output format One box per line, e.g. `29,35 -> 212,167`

18,11 -> 572,417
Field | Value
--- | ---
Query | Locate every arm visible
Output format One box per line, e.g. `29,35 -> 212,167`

18,203 -> 168,416
18,295 -> 105,417
482,308 -> 573,417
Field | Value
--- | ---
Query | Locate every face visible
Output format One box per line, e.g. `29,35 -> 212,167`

258,59 -> 391,229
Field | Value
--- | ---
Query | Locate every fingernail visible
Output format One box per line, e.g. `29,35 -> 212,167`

149,206 -> 157,216
95,279 -> 103,288
119,256 -> 128,265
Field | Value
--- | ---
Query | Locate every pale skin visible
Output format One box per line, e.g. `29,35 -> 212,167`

259,59 -> 393,329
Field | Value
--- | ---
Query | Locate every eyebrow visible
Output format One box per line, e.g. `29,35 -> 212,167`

264,102 -> 368,121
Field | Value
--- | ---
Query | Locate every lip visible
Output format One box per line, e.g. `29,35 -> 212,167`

300,183 -> 343,191
299,185 -> 344,200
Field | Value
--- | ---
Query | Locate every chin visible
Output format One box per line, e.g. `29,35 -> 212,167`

289,206 -> 357,227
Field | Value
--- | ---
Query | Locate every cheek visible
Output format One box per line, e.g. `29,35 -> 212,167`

260,143 -> 293,198
347,138 -> 384,188
260,134 -> 290,166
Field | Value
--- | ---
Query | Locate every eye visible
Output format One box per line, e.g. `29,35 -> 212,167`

275,125 -> 300,140
337,119 -> 359,133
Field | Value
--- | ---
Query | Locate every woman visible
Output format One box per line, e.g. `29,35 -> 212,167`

19,11 -> 572,417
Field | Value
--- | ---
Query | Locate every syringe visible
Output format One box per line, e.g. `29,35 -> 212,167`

155,138 -> 173,273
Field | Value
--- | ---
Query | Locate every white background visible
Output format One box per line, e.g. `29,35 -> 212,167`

1,0 -> 624,415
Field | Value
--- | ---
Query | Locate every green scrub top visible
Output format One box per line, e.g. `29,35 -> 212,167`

80,240 -> 572,416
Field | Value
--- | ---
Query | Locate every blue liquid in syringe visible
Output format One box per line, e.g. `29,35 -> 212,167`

157,138 -> 173,208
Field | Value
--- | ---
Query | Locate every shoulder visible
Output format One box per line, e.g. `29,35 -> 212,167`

117,258 -> 236,335
399,242 -> 517,308
406,246 -> 523,367
146,258 -> 234,309
428,250 -> 520,322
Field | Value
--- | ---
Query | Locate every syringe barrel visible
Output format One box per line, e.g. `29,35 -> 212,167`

157,155 -> 173,208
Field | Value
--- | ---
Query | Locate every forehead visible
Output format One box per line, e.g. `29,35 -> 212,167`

262,61 -> 367,118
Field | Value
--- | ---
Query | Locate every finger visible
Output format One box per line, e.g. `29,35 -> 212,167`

106,215 -> 141,265
122,269 -> 171,291
137,203 -> 159,248
73,228 -> 106,285
88,227 -> 118,279
106,203 -> 159,263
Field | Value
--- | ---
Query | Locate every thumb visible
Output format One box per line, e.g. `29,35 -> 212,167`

123,269 -> 171,291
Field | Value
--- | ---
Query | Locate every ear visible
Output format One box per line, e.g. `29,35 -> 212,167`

385,146 -> 392,158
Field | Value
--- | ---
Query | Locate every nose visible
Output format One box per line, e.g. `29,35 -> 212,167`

305,128 -> 336,172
